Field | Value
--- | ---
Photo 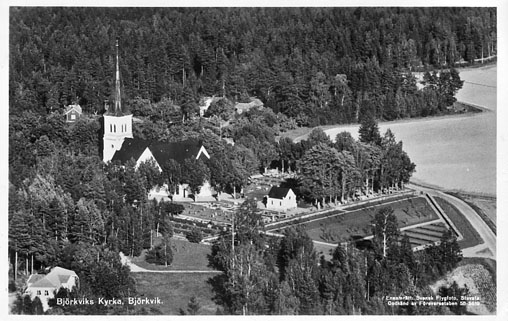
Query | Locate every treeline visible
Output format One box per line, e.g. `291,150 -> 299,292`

8,103 -> 280,304
10,7 -> 492,124
276,116 -> 415,206
209,200 -> 463,315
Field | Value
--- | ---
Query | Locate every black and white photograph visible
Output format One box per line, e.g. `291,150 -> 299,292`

3,1 -> 505,317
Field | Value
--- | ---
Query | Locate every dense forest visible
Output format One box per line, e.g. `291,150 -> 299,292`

9,7 -> 491,315
10,7 -> 495,124
207,200 -> 464,315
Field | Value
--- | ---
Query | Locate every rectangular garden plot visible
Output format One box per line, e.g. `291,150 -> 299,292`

278,197 -> 439,244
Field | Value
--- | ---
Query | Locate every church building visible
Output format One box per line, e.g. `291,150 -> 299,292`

102,41 -> 212,200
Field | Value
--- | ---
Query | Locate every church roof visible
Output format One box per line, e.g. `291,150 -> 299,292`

111,138 -> 208,165
150,141 -> 203,164
111,138 -> 150,163
268,187 -> 293,199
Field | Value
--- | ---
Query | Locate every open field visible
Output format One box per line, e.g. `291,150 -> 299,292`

132,272 -> 218,315
434,197 -> 483,249
132,238 -> 214,271
278,197 -> 438,243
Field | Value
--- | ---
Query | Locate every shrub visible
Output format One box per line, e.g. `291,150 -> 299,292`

186,227 -> 203,243
145,243 -> 173,266
9,280 -> 16,292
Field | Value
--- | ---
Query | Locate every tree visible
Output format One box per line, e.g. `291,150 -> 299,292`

280,229 -> 321,314
82,248 -> 135,300
337,150 -> 361,203
137,159 -> 163,192
205,97 -> 235,121
439,281 -> 469,315
358,114 -> 382,145
186,227 -> 203,243
437,229 -> 463,272
334,131 -> 356,153
307,128 -> 332,146
145,236 -> 173,266
181,158 -> 210,198
179,296 -> 201,315
298,143 -> 342,207
371,207 -> 400,258
161,159 -> 182,194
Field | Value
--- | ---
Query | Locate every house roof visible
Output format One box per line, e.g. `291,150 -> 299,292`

64,104 -> 82,114
27,266 -> 77,289
111,138 -> 209,166
27,274 -> 44,286
268,187 -> 292,199
235,98 -> 264,114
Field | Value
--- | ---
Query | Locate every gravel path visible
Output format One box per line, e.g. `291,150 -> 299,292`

408,184 -> 496,260
119,252 -> 221,273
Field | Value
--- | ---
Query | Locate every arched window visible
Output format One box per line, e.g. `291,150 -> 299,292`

114,124 -> 116,133
110,124 -> 112,132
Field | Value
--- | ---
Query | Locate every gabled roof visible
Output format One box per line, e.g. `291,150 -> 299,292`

111,138 -> 210,166
150,141 -> 203,164
27,266 -> 77,289
64,104 -> 82,114
268,187 -> 292,199
111,138 -> 150,163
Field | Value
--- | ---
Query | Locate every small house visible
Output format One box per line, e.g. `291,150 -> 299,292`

64,104 -> 82,122
266,187 -> 297,212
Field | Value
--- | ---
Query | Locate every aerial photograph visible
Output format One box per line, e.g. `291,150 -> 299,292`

7,6 -> 498,316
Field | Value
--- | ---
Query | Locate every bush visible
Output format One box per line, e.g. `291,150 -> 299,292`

186,227 -> 203,243
145,244 -> 173,266
9,280 -> 16,292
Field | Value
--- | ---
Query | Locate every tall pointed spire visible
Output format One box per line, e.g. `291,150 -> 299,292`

114,39 -> 122,114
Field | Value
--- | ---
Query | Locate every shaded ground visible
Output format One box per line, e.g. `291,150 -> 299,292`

131,238 -> 215,271
132,272 -> 218,315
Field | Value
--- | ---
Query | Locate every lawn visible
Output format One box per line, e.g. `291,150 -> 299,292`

132,238 -> 215,271
298,197 -> 438,243
132,272 -> 218,315
434,197 -> 484,249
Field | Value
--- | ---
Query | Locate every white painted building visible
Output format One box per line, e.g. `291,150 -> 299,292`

266,187 -> 297,212
24,267 -> 79,311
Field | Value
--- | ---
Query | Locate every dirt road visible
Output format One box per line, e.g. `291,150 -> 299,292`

408,184 -> 496,259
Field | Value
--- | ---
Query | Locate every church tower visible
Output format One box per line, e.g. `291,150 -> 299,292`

103,40 -> 133,163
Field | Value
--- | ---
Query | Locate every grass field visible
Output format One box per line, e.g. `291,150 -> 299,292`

447,192 -> 496,234
434,197 -> 484,249
132,238 -> 215,271
132,272 -> 218,315
297,197 -> 438,242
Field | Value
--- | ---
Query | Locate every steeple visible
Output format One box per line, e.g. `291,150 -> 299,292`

114,39 -> 122,115
103,39 -> 133,163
